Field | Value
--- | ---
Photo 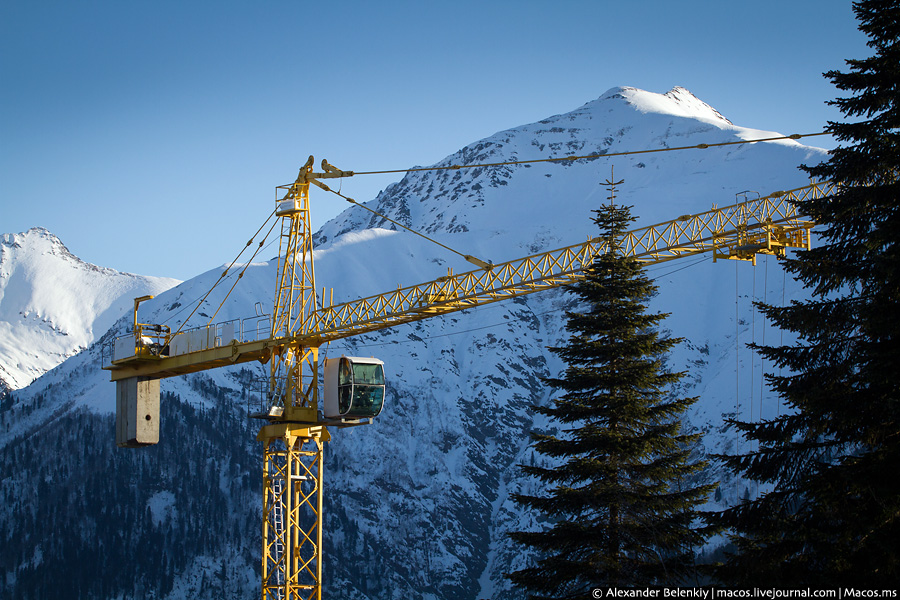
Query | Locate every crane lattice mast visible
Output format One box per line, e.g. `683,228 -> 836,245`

259,157 -> 327,600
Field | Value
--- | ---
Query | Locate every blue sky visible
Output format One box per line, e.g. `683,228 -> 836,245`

1,0 -> 868,280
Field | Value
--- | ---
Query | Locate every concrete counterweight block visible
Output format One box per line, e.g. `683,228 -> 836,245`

116,376 -> 160,448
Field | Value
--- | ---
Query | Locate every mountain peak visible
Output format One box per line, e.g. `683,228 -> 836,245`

595,85 -> 732,126
316,86 -> 814,250
2,226 -> 58,245
0,227 -> 180,389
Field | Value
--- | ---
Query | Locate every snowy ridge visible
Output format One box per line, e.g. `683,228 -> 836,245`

614,86 -> 733,125
2,87 -> 829,599
0,227 -> 180,389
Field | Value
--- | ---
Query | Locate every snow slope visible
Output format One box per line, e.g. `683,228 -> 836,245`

2,87 -> 829,600
0,227 -> 179,389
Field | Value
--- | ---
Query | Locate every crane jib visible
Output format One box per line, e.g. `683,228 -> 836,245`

102,179 -> 829,383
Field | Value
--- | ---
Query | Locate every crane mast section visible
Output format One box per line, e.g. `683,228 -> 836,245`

103,180 -> 830,383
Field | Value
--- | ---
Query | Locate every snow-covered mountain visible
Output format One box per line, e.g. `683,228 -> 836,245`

0,228 -> 179,390
1,87 -> 828,599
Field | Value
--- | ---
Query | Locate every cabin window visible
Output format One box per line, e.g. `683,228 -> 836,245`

337,358 -> 385,417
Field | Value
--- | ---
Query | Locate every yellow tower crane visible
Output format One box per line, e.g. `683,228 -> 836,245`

104,157 -> 834,600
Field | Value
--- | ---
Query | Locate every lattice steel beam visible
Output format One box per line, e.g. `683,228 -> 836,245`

299,181 -> 828,343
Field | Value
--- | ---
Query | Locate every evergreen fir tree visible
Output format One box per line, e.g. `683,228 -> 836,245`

507,201 -> 714,598
714,0 -> 900,586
